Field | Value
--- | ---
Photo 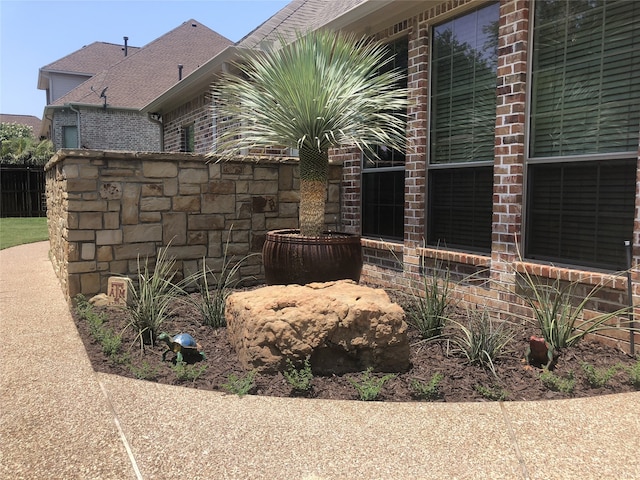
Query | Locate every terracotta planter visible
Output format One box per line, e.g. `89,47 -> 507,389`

262,229 -> 363,285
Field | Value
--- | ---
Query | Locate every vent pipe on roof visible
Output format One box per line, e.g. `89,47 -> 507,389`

123,36 -> 129,56
178,64 -> 183,81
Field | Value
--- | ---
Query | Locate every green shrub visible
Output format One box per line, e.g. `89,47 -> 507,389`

222,370 -> 256,397
410,373 -> 443,400
580,362 -> 620,388
628,358 -> 640,389
450,308 -> 514,377
540,369 -> 576,394
515,268 -> 631,350
100,330 -> 122,357
349,367 -> 396,401
173,361 -> 207,382
475,384 -> 509,401
284,357 -> 314,392
75,295 -> 122,359
129,361 -> 159,380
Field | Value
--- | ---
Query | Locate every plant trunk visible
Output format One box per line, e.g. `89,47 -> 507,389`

298,145 -> 328,237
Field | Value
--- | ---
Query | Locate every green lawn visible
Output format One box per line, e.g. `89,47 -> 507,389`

0,217 -> 49,250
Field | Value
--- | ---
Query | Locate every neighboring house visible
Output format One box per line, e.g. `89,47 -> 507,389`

0,114 -> 42,138
40,20 -> 232,151
37,40 -> 141,106
144,0 -> 640,289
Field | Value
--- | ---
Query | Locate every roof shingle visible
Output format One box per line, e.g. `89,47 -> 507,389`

51,20 -> 232,109
39,41 -> 141,76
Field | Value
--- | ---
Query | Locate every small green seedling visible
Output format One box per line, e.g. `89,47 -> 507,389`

129,360 -> 159,380
540,369 -> 576,395
580,362 -> 620,388
222,370 -> 257,397
628,358 -> 640,389
173,361 -> 207,382
284,357 -> 314,392
474,384 -> 509,401
349,367 -> 396,401
410,373 -> 443,400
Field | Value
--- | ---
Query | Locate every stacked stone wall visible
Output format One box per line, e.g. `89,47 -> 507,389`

45,150 -> 341,299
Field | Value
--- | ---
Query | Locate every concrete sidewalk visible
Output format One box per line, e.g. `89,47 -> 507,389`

1,241 -> 638,480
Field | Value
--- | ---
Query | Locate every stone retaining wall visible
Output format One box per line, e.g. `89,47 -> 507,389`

45,150 -> 342,298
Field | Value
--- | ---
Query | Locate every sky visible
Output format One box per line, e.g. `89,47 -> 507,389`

0,0 -> 290,119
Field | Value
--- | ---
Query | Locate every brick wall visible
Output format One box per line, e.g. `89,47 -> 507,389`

52,107 -> 161,151
45,150 -> 341,299
349,0 -> 640,353
163,93 -> 214,153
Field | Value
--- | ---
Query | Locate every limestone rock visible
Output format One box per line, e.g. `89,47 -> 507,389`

89,293 -> 111,306
225,280 -> 410,374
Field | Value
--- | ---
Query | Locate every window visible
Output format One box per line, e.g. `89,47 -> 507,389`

427,3 -> 499,252
527,0 -> 640,269
182,124 -> 195,152
62,126 -> 78,148
361,36 -> 408,240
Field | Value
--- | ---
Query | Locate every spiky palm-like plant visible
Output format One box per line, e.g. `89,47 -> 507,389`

212,30 -> 407,237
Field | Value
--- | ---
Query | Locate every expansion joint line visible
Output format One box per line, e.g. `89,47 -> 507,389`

97,378 -> 144,480
499,402 -> 531,480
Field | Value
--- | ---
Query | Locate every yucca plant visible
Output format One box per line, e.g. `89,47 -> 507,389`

212,29 -> 407,237
450,308 -> 514,377
125,244 -> 186,347
515,268 -> 632,350
195,231 -> 258,328
407,260 -> 453,340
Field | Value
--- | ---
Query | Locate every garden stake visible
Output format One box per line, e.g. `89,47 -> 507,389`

625,241 -> 635,356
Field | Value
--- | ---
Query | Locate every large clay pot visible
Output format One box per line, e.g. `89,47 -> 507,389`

262,229 -> 363,285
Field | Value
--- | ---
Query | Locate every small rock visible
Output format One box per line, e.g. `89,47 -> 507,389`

89,293 -> 111,307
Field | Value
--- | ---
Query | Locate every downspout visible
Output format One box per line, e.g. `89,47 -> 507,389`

148,113 -> 164,152
68,104 -> 81,148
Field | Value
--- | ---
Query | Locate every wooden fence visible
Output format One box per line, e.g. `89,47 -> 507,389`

0,165 -> 46,217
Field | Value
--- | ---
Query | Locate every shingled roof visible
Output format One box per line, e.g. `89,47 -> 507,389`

236,0 -> 368,48
37,41 -> 141,90
51,19 -> 232,110
0,114 -> 41,134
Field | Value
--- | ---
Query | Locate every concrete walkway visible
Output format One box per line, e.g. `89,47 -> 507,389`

1,241 -> 638,480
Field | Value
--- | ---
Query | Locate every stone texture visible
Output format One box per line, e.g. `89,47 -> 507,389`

225,280 -> 410,374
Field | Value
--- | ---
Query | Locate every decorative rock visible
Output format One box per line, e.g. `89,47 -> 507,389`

225,280 -> 410,374
89,293 -> 111,306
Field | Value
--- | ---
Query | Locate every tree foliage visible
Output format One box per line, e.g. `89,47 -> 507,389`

0,122 -> 53,165
212,30 -> 407,235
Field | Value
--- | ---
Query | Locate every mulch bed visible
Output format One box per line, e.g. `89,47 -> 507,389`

72,288 -> 639,402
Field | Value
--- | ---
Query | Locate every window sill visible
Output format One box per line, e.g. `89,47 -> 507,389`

418,247 -> 491,268
514,261 -> 630,291
361,237 -> 404,252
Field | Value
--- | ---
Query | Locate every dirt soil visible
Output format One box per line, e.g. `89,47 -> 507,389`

72,287 -> 639,402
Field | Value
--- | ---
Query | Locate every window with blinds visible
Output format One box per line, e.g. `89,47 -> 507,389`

526,159 -> 635,270
182,124 -> 195,152
428,167 -> 493,251
427,3 -> 498,252
526,0 -> 639,270
362,36 -> 408,240
530,0 -> 640,158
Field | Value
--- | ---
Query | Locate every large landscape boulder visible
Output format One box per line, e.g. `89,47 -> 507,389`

225,280 -> 410,374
